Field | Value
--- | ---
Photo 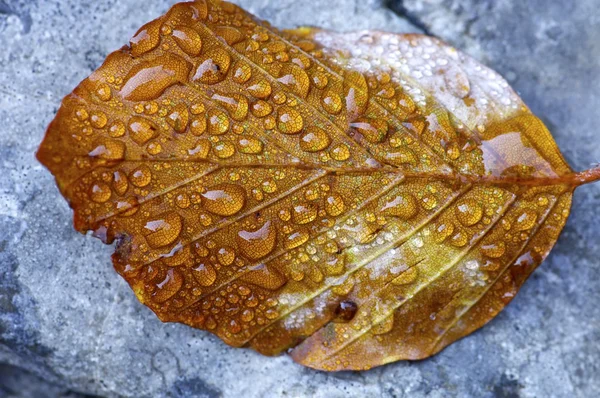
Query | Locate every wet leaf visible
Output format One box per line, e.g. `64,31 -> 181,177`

37,0 -> 600,371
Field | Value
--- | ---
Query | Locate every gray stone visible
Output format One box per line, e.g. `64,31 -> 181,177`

0,0 -> 599,397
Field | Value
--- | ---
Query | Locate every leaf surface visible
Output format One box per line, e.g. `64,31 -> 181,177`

37,0 -> 599,371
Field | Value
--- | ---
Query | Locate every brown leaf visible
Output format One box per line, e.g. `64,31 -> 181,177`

37,0 -> 600,371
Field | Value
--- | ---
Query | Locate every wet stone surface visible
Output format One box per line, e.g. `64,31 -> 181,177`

1,0 -> 599,397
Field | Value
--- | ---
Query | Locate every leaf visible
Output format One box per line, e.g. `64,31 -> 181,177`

36,0 -> 600,371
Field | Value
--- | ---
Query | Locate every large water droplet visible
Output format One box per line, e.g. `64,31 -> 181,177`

277,106 -> 304,135
166,103 -> 189,133
144,211 -> 183,248
240,263 -> 287,290
381,193 -> 417,219
192,48 -> 231,85
201,184 -> 246,216
120,54 -> 191,102
300,126 -> 331,152
193,262 -> 217,286
172,25 -> 202,56
128,116 -> 158,145
325,193 -> 345,216
152,268 -> 183,303
237,220 -> 277,260
90,182 -> 112,203
292,203 -> 318,224
455,199 -> 483,226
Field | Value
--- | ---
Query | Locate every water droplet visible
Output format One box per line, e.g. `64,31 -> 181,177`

175,193 -> 190,208
190,116 -> 207,136
392,267 -> 418,285
299,127 -> 331,152
325,193 -> 345,217
247,80 -> 272,99
292,203 -> 318,224
172,25 -> 202,55
350,118 -> 388,143
202,184 -> 246,216
241,309 -> 255,322
237,221 -> 277,260
330,144 -> 350,161
129,166 -> 152,187
96,83 -> 112,101
277,64 -> 310,98
285,229 -> 309,249
214,25 -> 244,45
130,19 -> 161,57
240,263 -> 287,290
237,137 -> 263,154
321,89 -> 343,114
213,141 -> 235,158
455,199 -> 483,226
90,111 -> 108,129
481,241 -> 506,258
193,262 -> 217,286
381,193 -> 418,219
207,109 -> 230,135
90,182 -> 111,203
112,171 -> 128,195
515,209 -> 537,231
89,139 -> 126,160
311,71 -> 329,89
433,222 -> 455,243
421,194 -> 438,210
144,211 -> 183,248
109,121 -> 125,138
217,246 -> 235,266
212,93 -> 248,121
152,268 -> 183,303
120,54 -> 191,101
188,139 -> 211,159
277,106 -> 304,135
232,61 -> 252,84
166,103 -> 189,133
335,300 -> 358,322
192,48 -> 231,84
450,231 -> 468,247
250,100 -> 273,118
128,117 -> 158,145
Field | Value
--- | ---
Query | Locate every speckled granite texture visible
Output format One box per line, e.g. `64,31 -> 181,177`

1,0 -> 599,397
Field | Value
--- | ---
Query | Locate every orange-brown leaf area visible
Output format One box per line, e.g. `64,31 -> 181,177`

36,0 -> 599,371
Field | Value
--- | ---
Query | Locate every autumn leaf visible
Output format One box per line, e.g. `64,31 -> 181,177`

36,0 -> 600,371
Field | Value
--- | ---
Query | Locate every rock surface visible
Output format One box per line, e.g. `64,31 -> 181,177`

0,0 -> 599,397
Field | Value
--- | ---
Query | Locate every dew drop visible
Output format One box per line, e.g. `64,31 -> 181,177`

213,141 -> 236,158
144,211 -> 183,248
90,111 -> 108,129
238,137 -> 263,154
321,89 -> 343,114
193,262 -> 217,286
130,166 -> 152,187
217,246 -> 236,266
247,80 -> 272,99
207,109 -> 230,135
330,144 -> 350,161
192,48 -> 231,84
251,100 -> 273,118
335,300 -> 358,322
240,263 -> 287,290
292,203 -> 318,224
350,118 -> 389,143
237,220 -> 277,260
515,209 -> 537,231
109,121 -> 126,138
112,171 -> 129,195
128,117 -> 158,145
455,199 -> 483,226
166,103 -> 189,133
381,193 -> 418,219
172,25 -> 202,55
277,106 -> 304,135
285,229 -> 309,249
202,184 -> 246,216
90,182 -> 112,203
325,193 -> 345,217
300,126 -> 331,152
152,268 -> 183,303
481,241 -> 506,258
